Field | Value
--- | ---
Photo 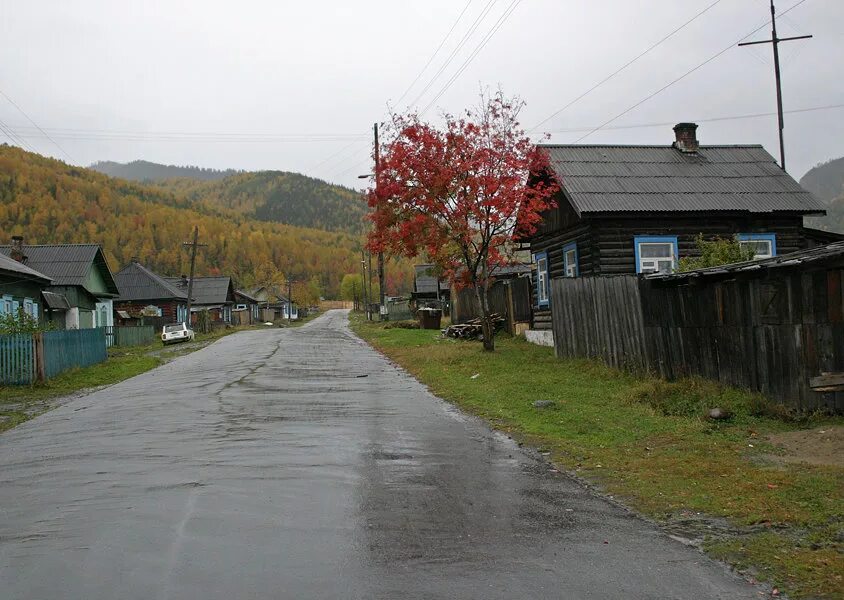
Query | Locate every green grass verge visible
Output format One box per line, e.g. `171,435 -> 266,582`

350,312 -> 844,599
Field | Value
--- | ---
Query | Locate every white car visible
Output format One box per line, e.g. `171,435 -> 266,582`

161,322 -> 195,345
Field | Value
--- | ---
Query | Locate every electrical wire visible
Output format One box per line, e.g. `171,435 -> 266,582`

407,0 -> 499,110
392,0 -> 474,110
420,0 -> 523,117
529,0 -> 724,132
0,89 -> 75,161
572,0 -> 810,143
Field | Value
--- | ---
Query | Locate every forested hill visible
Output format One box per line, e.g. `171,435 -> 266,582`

800,157 -> 844,204
91,160 -> 369,234
0,146 -> 412,297
90,160 -> 241,182
150,170 -> 369,234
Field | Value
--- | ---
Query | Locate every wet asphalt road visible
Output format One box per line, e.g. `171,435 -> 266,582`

0,310 -> 759,599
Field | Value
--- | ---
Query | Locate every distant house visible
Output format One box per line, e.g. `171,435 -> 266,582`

521,122 -> 837,338
113,260 -> 189,324
247,285 -> 298,321
412,264 -> 450,307
0,250 -> 52,324
0,241 -> 120,329
234,289 -> 261,324
166,276 -> 236,324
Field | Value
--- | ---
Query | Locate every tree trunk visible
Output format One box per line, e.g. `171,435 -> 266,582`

473,283 -> 495,352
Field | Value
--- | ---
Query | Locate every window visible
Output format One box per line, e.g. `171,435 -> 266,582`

0,295 -> 11,315
738,233 -> 776,259
23,298 -> 34,318
563,242 -> 579,277
534,251 -> 549,307
634,236 -> 678,274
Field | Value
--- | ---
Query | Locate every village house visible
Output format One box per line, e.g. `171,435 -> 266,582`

0,249 -> 52,324
113,260 -> 189,324
233,289 -> 261,325
247,285 -> 297,321
521,122 -> 835,342
0,239 -> 120,330
166,275 -> 236,324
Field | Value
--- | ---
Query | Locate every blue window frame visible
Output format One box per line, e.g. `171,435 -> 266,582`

562,242 -> 579,277
634,236 -> 679,274
533,251 -> 549,307
738,233 -> 776,259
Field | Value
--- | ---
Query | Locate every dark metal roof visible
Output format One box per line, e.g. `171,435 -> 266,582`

0,252 -> 52,284
541,144 -> 826,215
234,289 -> 260,303
114,262 -> 188,302
647,240 -> 844,283
41,291 -> 70,310
414,265 -> 449,294
0,244 -> 119,295
165,276 -> 235,306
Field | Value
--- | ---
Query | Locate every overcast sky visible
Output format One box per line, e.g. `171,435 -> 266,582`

1,0 -> 842,189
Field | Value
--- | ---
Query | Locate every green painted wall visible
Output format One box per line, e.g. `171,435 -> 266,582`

84,263 -> 112,297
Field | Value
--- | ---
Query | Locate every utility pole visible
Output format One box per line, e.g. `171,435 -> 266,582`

738,0 -> 812,172
286,278 -> 295,324
182,226 -> 207,325
360,251 -> 368,317
374,122 -> 385,319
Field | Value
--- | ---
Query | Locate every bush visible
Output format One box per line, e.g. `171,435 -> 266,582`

625,376 -> 772,419
678,234 -> 756,272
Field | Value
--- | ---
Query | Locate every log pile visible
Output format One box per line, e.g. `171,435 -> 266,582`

442,314 -> 506,339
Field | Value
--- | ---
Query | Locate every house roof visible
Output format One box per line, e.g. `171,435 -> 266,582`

114,262 -> 188,302
41,291 -> 70,310
0,252 -> 52,284
165,276 -> 234,306
540,144 -> 826,216
234,289 -> 260,303
647,240 -> 844,283
0,244 -> 119,296
414,264 -> 449,294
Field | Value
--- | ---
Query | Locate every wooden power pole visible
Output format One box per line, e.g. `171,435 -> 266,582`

738,0 -> 812,172
374,122 -> 385,319
182,226 -> 207,324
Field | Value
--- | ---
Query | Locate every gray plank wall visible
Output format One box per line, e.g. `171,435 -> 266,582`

550,271 -> 843,412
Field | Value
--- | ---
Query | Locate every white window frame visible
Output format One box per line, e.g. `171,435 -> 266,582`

534,251 -> 549,307
563,242 -> 578,278
738,233 -> 776,260
634,236 -> 678,274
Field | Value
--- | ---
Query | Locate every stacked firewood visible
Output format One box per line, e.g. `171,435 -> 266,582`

442,314 -> 506,339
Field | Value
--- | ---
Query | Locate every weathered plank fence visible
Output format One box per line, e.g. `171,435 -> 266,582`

550,261 -> 844,412
452,277 -> 533,335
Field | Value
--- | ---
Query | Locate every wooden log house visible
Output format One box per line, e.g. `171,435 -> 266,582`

521,122 -> 837,336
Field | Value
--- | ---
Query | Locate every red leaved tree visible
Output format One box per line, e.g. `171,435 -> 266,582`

367,92 -> 558,351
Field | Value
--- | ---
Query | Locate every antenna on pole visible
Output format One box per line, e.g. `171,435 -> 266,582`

738,0 -> 812,172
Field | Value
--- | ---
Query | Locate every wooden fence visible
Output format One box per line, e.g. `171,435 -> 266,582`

551,270 -> 844,412
0,334 -> 35,385
1,328 -> 108,385
452,277 -> 533,334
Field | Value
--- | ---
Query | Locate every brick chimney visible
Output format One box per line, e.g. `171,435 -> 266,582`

10,235 -> 25,263
672,122 -> 699,153
181,274 -> 188,287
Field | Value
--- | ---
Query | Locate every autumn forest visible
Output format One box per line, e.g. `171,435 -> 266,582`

0,146 -> 413,298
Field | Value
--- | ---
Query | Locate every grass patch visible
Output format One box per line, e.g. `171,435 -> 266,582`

350,312 -> 844,599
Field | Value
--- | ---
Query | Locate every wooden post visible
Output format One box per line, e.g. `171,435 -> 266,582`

506,282 -> 516,336
34,332 -> 46,382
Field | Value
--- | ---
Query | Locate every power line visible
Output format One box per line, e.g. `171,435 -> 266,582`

535,102 -> 844,136
0,117 -> 36,152
0,89 -> 75,161
392,0 -> 474,110
407,0 -> 499,110
572,0 -> 810,144
529,0 -> 724,132
420,0 -> 523,116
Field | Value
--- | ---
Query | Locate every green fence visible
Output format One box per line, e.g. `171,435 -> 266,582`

115,326 -> 155,347
42,328 -> 107,379
0,334 -> 35,385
